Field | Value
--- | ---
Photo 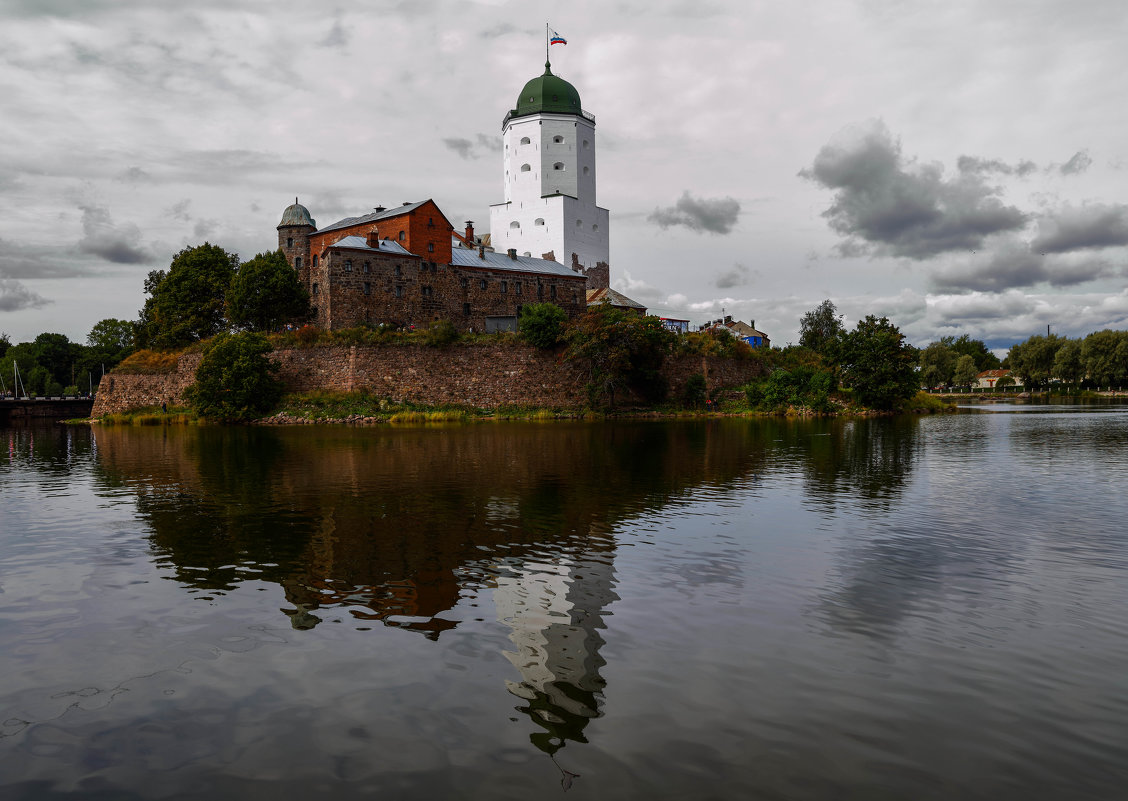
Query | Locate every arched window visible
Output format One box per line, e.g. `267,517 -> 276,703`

398,231 -> 405,241
583,166 -> 590,175
583,140 -> 590,149
576,219 -> 582,227
510,221 -> 521,229
520,163 -> 531,172
534,218 -> 545,226
592,224 -> 599,231
553,135 -> 564,144
520,136 -> 531,145
295,257 -> 302,269
553,162 -> 565,171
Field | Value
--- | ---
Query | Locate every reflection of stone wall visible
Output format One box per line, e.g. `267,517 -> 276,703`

92,345 -> 766,415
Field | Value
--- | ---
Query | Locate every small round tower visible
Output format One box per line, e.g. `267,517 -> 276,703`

277,198 -> 316,284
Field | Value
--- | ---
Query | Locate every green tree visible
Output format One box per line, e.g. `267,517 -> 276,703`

1052,338 -> 1084,385
1008,334 -> 1063,388
799,299 -> 845,356
226,250 -> 311,332
1081,329 -> 1128,386
919,342 -> 956,388
941,334 -> 1001,371
996,374 -> 1016,389
952,354 -> 979,388
836,315 -> 919,410
0,332 -> 10,359
87,318 -> 135,357
564,305 -> 674,407
518,302 -> 569,349
139,243 -> 239,349
184,332 -> 283,421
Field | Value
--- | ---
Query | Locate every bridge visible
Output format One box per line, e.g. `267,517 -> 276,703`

0,396 -> 95,424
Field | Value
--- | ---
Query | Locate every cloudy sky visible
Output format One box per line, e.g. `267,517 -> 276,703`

2,0 -> 1127,351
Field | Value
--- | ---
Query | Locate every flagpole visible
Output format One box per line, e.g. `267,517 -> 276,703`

545,22 -> 549,65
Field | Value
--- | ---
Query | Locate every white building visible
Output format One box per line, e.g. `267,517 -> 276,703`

489,61 -> 610,271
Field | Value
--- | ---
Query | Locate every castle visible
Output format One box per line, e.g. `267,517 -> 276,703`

276,58 -> 614,333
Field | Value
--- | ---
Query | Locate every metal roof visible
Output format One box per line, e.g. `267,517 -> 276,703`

327,235 -> 415,256
318,200 -> 430,235
450,246 -> 585,279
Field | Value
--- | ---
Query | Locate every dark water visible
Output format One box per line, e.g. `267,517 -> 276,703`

2,410 -> 1127,800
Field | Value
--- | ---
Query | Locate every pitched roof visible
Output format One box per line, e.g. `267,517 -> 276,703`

587,287 -> 646,310
326,235 -> 415,256
450,247 -> 586,278
725,320 -> 768,338
976,369 -> 1011,378
317,200 -> 432,235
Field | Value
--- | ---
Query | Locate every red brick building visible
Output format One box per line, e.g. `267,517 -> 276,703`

277,198 -> 590,331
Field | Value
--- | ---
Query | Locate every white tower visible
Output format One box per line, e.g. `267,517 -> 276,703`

489,61 -> 609,271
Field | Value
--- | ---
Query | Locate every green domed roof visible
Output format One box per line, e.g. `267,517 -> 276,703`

278,198 -> 315,229
513,62 -> 583,118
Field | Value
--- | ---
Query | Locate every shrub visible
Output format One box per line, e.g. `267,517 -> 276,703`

423,319 -> 459,347
519,303 -> 568,349
112,349 -> 182,374
681,372 -> 707,408
564,305 -> 674,407
184,332 -> 283,421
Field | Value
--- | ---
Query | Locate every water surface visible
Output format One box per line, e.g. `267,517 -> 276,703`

2,411 -> 1127,799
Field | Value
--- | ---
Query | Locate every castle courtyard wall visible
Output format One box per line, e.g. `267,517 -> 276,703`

91,345 -> 765,417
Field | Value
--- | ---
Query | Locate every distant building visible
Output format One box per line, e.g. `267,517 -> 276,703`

586,286 -> 646,315
659,317 -> 690,334
704,316 -> 771,348
975,369 -> 1013,389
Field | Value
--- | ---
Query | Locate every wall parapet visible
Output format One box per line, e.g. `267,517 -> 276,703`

91,344 -> 765,416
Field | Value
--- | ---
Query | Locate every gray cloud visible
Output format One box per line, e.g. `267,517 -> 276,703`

320,17 -> 348,48
1060,150 -> 1093,175
0,278 -> 51,312
442,134 -> 495,160
715,263 -> 750,288
118,166 -> 151,182
957,155 -> 1037,177
0,237 -> 92,279
1032,203 -> 1128,253
193,219 -> 219,238
801,120 -> 1028,259
930,240 -> 1118,293
479,23 -> 518,39
648,191 -> 740,234
168,199 -> 192,221
77,205 -> 150,264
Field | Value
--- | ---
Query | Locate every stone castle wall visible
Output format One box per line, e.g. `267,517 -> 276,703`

91,344 -> 765,416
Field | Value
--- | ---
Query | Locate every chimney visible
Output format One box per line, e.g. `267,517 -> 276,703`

507,248 -> 518,260
402,201 -> 411,206
478,245 -> 485,259
366,230 -> 380,248
465,221 -> 475,243
724,315 -> 732,324
373,206 -> 386,213
751,319 -> 755,329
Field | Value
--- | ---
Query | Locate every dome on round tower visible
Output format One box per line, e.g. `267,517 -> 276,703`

513,62 -> 583,118
278,198 -> 315,228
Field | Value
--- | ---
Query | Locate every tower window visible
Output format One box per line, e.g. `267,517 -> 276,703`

583,166 -> 590,175
395,265 -> 402,277
583,140 -> 589,149
463,303 -> 471,316
428,243 -> 434,253
576,219 -> 582,227
593,224 -> 599,231
501,281 -> 508,293
344,259 -> 352,272
312,283 -> 319,295
363,262 -> 370,273
520,136 -> 531,145
287,237 -> 293,247
313,255 -> 318,266
520,163 -> 531,172
363,282 -> 371,295
421,285 -> 433,297
515,283 -> 522,295
295,257 -> 302,269
480,279 -> 488,290
534,218 -> 545,226
510,221 -> 520,229
395,285 -> 404,298
553,135 -> 564,144
553,162 -> 565,171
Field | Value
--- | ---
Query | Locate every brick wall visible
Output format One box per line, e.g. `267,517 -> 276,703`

92,345 -> 765,416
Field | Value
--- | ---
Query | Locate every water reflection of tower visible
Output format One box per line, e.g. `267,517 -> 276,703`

492,529 -> 619,754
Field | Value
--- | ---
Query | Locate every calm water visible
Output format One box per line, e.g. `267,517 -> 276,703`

2,410 -> 1127,800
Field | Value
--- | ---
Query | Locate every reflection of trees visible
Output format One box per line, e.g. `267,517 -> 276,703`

800,416 -> 920,511
92,421 -> 768,753
3,424 -> 96,478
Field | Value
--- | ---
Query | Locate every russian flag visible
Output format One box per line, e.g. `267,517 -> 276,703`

550,30 -> 567,45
